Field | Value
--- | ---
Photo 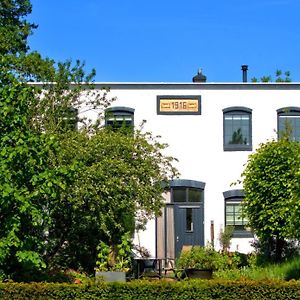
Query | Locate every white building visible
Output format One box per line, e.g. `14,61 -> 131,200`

84,69 -> 300,258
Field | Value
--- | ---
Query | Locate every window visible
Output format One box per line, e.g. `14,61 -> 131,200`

105,107 -> 134,129
170,179 -> 205,203
60,107 -> 78,131
225,203 -> 246,229
223,190 -> 252,238
277,107 -> 300,141
186,208 -> 193,232
223,107 -> 252,151
172,187 -> 204,203
172,188 -> 187,203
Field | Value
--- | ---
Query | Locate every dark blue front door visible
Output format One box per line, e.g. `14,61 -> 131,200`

174,205 -> 204,258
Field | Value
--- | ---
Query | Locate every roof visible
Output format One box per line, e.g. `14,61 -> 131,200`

29,81 -> 300,90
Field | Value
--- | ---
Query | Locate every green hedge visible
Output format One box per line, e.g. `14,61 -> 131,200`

1,279 -> 300,300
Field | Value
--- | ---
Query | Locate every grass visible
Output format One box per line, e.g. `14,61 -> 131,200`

214,256 -> 300,281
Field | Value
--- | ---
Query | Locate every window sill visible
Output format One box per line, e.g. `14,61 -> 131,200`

224,145 -> 252,152
232,230 -> 254,238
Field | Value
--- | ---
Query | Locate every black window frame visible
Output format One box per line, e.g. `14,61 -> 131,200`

277,107 -> 300,141
223,107 -> 252,151
223,189 -> 252,238
105,106 -> 135,129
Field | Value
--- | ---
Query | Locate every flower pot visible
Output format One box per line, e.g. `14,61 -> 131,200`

184,268 -> 213,279
95,271 -> 126,282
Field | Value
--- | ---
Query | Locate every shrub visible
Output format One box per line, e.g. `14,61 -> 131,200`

176,246 -> 240,271
95,232 -> 133,272
215,255 -> 300,281
251,238 -> 300,265
2,280 -> 300,299
219,225 -> 234,252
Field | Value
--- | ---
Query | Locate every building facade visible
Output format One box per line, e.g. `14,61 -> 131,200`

86,81 -> 300,258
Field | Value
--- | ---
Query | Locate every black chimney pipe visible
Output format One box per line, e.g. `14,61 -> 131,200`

192,68 -> 207,82
241,65 -> 248,82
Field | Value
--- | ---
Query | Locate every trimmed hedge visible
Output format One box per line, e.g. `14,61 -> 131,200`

1,279 -> 300,299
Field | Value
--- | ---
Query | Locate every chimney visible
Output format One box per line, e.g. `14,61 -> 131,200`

193,68 -> 207,82
241,65 -> 248,82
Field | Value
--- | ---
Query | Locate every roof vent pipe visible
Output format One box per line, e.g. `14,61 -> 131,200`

192,68 -> 207,82
241,65 -> 248,82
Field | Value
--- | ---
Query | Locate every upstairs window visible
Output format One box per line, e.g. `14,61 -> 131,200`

277,107 -> 300,141
223,107 -> 252,151
59,107 -> 78,131
105,107 -> 134,130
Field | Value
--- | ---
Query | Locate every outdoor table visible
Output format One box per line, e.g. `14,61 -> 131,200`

133,257 -> 163,279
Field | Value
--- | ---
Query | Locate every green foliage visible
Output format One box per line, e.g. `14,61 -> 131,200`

0,73 -> 71,279
251,70 -> 291,82
251,238 -> 300,266
0,0 -> 37,55
241,136 -> 300,261
95,233 -> 133,272
216,255 -> 300,281
45,125 -> 177,275
176,246 -> 240,272
0,0 -> 178,280
2,280 -> 300,300
219,226 -> 234,252
95,242 -> 111,272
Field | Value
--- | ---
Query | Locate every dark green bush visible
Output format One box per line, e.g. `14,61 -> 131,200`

1,280 -> 300,300
251,238 -> 300,265
176,246 -> 241,271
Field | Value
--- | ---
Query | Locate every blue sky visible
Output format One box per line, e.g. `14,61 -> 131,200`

28,0 -> 300,82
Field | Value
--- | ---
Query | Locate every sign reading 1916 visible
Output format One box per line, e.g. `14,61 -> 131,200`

157,96 -> 201,115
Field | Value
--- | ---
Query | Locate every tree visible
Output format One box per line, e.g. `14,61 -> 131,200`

0,0 -> 178,279
241,135 -> 300,262
0,70 -> 75,279
251,70 -> 291,83
44,125 -> 178,273
0,0 -> 36,55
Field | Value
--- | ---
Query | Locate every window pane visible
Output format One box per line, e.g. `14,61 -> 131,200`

188,188 -> 203,202
225,202 -> 247,228
186,208 -> 193,232
172,188 -> 186,202
279,116 -> 300,141
105,108 -> 134,130
226,205 -> 234,214
294,118 -> 300,140
61,107 -> 78,130
224,112 -> 250,146
235,214 -> 244,225
107,116 -> 133,129
226,215 -> 234,225
235,206 -> 242,214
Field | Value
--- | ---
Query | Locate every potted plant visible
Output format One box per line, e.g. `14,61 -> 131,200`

95,233 -> 132,282
176,245 -> 225,279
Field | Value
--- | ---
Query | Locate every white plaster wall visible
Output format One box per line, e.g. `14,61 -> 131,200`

85,84 -> 300,255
